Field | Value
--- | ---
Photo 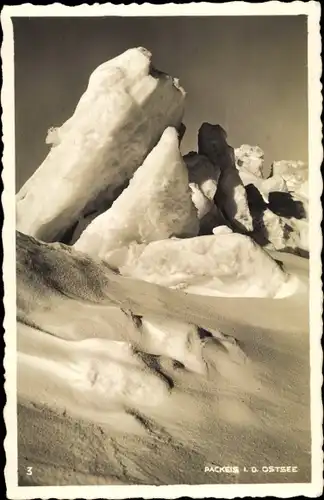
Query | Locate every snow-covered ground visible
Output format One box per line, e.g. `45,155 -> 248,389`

17,233 -> 310,486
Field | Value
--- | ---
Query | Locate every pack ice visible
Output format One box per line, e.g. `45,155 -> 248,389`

16,47 -> 185,242
15,48 -> 311,486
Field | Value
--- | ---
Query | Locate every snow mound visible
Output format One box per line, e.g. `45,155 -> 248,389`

74,127 -> 199,259
19,333 -> 171,410
113,233 -> 294,298
66,338 -> 171,407
16,47 -> 186,242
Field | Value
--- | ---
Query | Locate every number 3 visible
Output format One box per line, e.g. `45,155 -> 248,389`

26,466 -> 33,475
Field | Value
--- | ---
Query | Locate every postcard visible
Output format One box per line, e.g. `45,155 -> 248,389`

2,2 -> 323,498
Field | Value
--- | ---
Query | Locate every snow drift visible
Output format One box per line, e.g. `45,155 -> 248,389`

106,232 -> 297,298
17,231 -> 310,485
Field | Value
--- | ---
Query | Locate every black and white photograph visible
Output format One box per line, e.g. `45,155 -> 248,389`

2,2 -> 323,499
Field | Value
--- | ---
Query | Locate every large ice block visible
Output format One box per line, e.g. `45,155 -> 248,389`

16,47 -> 186,242
74,127 -> 199,260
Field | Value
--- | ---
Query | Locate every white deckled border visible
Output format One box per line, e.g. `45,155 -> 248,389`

0,1 -> 321,17
307,2 -> 323,495
1,2 -> 322,499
